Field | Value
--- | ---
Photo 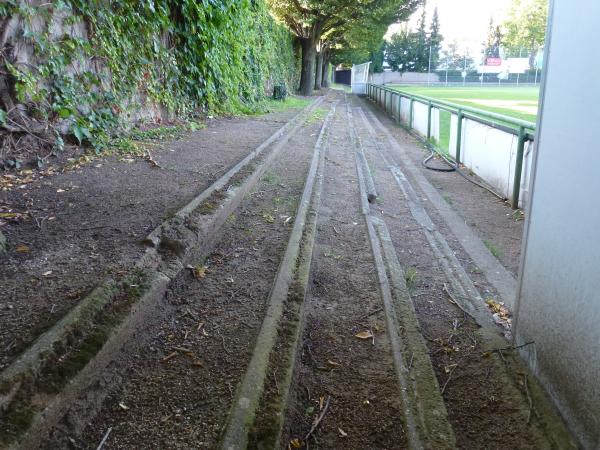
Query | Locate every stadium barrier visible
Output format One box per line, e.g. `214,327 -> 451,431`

366,83 -> 536,208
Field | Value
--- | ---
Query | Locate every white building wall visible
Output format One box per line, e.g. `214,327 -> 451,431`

514,1 -> 600,447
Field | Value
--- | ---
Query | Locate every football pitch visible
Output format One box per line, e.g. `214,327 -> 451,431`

386,85 -> 540,151
387,85 -> 539,123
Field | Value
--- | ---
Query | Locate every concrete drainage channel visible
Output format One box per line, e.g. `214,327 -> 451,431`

0,97 -> 324,449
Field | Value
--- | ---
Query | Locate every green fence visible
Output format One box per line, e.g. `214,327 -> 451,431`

366,84 -> 536,208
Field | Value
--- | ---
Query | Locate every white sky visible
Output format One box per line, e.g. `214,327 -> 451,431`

386,0 -> 512,56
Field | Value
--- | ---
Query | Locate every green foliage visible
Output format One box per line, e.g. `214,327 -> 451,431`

502,0 -> 547,67
385,5 -> 443,73
269,0 -> 419,92
484,18 -> 503,59
1,0 -> 299,153
427,7 -> 442,69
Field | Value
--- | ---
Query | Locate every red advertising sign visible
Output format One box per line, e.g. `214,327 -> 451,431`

486,57 -> 502,66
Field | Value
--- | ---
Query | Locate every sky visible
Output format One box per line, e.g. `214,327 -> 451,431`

386,0 -> 512,56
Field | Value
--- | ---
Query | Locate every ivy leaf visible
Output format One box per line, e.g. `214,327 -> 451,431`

58,108 -> 72,119
72,124 -> 90,144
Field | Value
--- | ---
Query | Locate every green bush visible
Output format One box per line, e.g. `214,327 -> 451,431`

0,0 -> 299,152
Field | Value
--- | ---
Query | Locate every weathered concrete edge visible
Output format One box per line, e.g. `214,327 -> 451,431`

0,97 -> 323,447
14,105 -> 322,448
360,105 -> 517,309
145,97 -> 325,247
269,103 -> 333,450
14,271 -> 170,450
0,96 -> 322,387
360,102 -> 576,449
0,230 -> 6,255
351,106 -> 455,449
220,103 -> 335,450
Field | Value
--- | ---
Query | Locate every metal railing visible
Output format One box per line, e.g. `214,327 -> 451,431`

366,83 -> 536,208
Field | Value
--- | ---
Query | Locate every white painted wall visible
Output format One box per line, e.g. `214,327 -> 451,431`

515,1 -> 600,447
447,116 -> 534,205
370,71 -> 440,85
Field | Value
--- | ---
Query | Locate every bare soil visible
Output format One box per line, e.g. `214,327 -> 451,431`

40,105 -> 328,449
0,109 -> 300,370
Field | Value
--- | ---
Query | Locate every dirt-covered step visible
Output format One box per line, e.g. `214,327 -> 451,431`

0,99 -> 319,374
352,100 -> 574,449
34,97 -> 338,449
0,97 -> 328,449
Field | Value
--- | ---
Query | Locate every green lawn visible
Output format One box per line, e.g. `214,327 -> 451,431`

387,85 -> 540,152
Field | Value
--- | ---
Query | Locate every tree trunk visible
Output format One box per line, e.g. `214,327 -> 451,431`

299,38 -> 316,96
314,50 -> 323,90
321,52 -> 330,88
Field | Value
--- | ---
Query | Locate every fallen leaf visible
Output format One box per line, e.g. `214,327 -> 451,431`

327,360 -> 340,367
16,245 -> 29,253
338,427 -> 348,437
118,402 -> 129,410
56,188 -> 66,193
354,330 -> 374,340
289,438 -> 302,448
444,364 -> 458,373
42,270 -> 52,276
161,351 -> 179,363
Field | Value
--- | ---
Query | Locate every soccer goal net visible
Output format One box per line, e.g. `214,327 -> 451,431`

351,62 -> 371,94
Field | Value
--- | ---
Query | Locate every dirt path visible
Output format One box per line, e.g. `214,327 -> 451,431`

1,90 -> 575,449
0,108 -> 302,370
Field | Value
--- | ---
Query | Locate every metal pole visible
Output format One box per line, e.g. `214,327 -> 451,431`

396,94 -> 401,124
409,98 -> 414,129
428,45 -> 432,86
463,55 -> 466,87
511,126 -> 526,208
455,109 -> 463,164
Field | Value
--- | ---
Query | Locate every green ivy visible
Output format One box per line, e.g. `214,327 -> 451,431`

1,0 -> 299,153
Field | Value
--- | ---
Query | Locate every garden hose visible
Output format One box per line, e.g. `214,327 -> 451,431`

422,146 -> 507,201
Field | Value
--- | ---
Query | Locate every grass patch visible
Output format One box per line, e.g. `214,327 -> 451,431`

306,106 -> 328,124
108,121 -> 205,157
250,96 -> 312,114
388,85 -> 539,123
484,240 -> 503,259
442,194 -> 454,205
262,170 -> 280,185
404,267 -> 417,291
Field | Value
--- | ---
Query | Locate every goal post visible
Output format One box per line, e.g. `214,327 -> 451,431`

351,61 -> 371,94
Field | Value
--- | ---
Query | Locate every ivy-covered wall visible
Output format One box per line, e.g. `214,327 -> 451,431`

0,0 -> 299,155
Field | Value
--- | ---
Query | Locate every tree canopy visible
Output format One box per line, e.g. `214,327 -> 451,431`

502,0 -> 547,65
268,0 -> 420,93
384,6 -> 443,73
